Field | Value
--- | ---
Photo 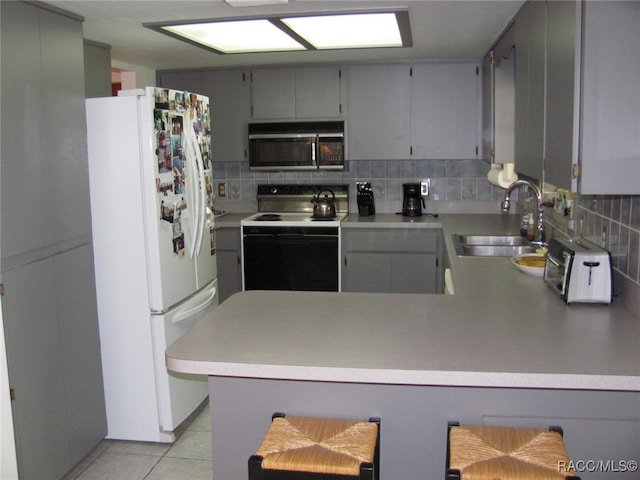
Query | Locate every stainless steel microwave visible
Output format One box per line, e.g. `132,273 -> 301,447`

248,121 -> 344,171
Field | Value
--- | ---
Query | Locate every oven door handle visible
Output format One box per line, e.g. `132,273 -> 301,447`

244,233 -> 337,239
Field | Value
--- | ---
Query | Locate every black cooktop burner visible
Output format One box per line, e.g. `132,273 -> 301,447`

256,214 -> 282,221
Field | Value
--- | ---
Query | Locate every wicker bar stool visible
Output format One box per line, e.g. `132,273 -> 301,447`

446,422 -> 581,480
249,413 -> 380,480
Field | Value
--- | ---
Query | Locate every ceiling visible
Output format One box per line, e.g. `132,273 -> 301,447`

47,0 -> 524,71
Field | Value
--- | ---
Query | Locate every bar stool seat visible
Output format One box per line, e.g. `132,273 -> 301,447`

249,413 -> 380,480
446,422 -> 580,480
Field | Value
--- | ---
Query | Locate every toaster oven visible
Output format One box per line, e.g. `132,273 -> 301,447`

544,237 -> 613,304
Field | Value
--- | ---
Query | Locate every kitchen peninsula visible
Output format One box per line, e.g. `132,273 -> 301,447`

167,214 -> 640,480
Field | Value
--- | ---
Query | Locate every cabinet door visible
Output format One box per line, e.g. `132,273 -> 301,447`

342,253 -> 391,293
202,70 -> 248,162
579,1 -> 640,194
544,0 -> 579,191
216,227 -> 242,302
347,64 -> 411,159
514,1 -> 545,180
481,51 -> 494,162
1,2 -> 91,261
411,63 -> 479,159
250,67 -> 296,119
2,258 -> 71,480
492,25 -> 516,166
342,229 -> 442,294
158,71 -> 203,94
54,245 -> 106,461
295,66 -> 342,118
391,253 -> 438,294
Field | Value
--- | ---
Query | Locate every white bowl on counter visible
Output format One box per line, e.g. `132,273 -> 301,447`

511,253 -> 546,277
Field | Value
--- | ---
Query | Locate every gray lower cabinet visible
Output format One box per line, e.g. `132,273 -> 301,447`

216,227 -> 242,302
342,228 -> 443,294
2,247 -> 106,480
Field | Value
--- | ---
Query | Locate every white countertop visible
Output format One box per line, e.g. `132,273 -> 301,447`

170,214 -> 640,391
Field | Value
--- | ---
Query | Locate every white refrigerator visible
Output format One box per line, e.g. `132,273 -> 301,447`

85,87 -> 217,442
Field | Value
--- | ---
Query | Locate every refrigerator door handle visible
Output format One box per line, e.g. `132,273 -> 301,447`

172,285 -> 217,324
183,118 -> 199,259
192,127 -> 207,256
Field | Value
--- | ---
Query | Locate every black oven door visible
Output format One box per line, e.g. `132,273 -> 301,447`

243,228 -> 338,292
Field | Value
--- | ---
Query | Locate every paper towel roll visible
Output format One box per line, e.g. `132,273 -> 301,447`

487,163 -> 518,188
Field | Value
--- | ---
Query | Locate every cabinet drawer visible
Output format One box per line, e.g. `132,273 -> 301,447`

343,228 -> 439,252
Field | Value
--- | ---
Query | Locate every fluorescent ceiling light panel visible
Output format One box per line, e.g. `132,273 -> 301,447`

282,13 -> 403,49
162,20 -> 305,53
146,10 -> 411,54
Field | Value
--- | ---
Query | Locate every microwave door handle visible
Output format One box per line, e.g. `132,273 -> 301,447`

311,136 -> 317,166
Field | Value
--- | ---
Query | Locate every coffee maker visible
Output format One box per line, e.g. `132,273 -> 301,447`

357,182 -> 375,216
402,183 -> 425,217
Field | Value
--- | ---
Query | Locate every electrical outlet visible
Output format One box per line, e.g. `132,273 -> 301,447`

218,183 -> 226,197
420,179 -> 430,196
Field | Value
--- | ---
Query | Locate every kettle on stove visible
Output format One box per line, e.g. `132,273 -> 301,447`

311,189 -> 336,219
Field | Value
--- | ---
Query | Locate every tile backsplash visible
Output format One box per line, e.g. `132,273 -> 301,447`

212,157 -> 640,288
573,194 -> 640,287
213,158 -> 509,213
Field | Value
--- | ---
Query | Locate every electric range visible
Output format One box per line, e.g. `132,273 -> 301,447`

240,184 -> 349,227
241,184 -> 349,292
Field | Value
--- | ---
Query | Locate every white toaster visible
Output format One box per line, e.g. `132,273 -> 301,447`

544,237 -> 613,304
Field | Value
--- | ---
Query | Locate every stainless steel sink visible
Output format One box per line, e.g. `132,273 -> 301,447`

452,234 -> 536,257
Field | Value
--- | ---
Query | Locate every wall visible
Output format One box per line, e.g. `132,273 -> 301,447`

112,60 -> 156,89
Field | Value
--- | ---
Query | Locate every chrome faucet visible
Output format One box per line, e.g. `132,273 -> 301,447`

501,179 -> 545,245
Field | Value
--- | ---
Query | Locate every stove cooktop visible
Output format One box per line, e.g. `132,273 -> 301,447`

241,211 -> 347,227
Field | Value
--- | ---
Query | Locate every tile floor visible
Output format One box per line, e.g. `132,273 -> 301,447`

63,401 -> 213,480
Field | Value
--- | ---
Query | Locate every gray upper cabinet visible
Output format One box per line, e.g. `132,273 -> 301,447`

202,69 -> 248,162
250,66 -> 342,120
251,67 -> 295,119
295,66 -> 342,118
348,63 -> 480,161
483,24 -> 516,166
578,1 -> 640,194
347,64 -> 411,160
481,51 -> 494,162
157,70 -> 204,94
544,0 -> 579,191
544,0 -> 640,194
156,68 -> 249,163
513,1 -> 545,180
411,62 -> 480,160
